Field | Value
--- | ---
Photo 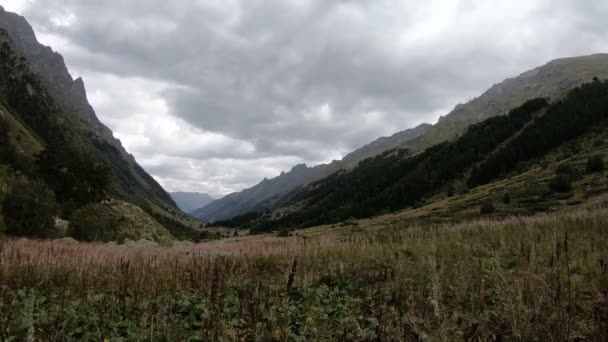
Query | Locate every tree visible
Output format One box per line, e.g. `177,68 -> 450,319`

586,155 -> 604,173
447,185 -> 455,197
549,174 -> 573,193
68,203 -> 120,242
36,144 -> 111,205
480,202 -> 495,215
2,179 -> 58,238
0,116 -> 16,164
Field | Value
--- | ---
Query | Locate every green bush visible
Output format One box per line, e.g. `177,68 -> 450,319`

2,179 -> 58,237
503,193 -> 511,204
586,155 -> 604,173
277,230 -> 290,237
480,202 -> 495,215
69,203 -> 121,242
549,174 -> 573,193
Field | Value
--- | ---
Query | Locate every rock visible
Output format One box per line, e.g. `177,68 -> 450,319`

54,237 -> 79,245
54,218 -> 69,235
106,241 -> 117,246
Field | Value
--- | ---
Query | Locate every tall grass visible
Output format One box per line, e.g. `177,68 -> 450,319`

1,203 -> 607,340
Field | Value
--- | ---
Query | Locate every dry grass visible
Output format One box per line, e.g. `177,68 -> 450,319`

1,201 -> 607,340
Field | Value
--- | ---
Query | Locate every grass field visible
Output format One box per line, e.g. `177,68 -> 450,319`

1,196 -> 608,341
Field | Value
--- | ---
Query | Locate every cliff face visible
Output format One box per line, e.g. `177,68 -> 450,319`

0,7 -> 178,213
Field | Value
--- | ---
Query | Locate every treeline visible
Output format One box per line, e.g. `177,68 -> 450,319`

469,78 -> 608,187
232,98 -> 549,232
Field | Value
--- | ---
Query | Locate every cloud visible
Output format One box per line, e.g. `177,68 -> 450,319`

12,0 -> 608,195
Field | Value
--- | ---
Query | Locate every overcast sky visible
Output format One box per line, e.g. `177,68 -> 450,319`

3,1 -> 608,197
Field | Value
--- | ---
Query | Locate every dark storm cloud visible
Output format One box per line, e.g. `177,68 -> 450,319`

12,0 -> 608,194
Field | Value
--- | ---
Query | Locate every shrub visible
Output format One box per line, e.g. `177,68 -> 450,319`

277,230 -> 290,237
549,174 -> 573,193
447,185 -> 455,197
2,179 -> 58,237
480,202 -> 495,215
69,203 -> 121,242
503,193 -> 511,204
586,155 -> 604,173
556,164 -> 577,178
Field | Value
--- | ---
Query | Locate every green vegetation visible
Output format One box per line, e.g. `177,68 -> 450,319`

217,80 -> 608,234
243,99 -> 548,232
1,179 -> 58,238
469,80 -> 608,187
69,201 -> 173,243
0,31 -> 194,241
587,155 -> 605,173
0,205 -> 607,340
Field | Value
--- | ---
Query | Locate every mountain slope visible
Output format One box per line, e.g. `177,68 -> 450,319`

0,8 -> 181,213
192,123 -> 431,222
169,192 -> 215,213
0,8 -> 197,239
197,54 -> 608,223
402,54 -> 608,152
217,74 -> 608,232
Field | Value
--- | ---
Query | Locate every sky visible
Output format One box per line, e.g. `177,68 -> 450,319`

3,1 -> 608,197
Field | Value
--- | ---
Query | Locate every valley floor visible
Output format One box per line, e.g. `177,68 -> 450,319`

1,197 -> 608,341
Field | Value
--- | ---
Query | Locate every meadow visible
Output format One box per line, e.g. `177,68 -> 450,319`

1,198 -> 607,341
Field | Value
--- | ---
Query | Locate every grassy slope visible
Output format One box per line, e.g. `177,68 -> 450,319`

300,123 -> 608,238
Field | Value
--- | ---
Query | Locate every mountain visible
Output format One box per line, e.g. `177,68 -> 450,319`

196,54 -> 608,224
401,54 -> 608,153
0,7 -> 197,240
169,192 -> 215,213
210,55 -> 608,231
192,123 -> 431,222
224,77 -> 608,232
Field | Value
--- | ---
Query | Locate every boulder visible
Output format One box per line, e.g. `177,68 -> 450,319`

54,237 -> 79,245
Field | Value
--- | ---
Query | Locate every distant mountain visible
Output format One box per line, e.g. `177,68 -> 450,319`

0,7 -> 197,240
192,123 -> 431,222
170,192 -> 215,213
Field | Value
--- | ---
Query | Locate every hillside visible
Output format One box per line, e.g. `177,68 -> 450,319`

402,54 -> 608,152
216,78 -> 608,232
193,123 -> 431,222
0,9 -> 198,241
170,192 -> 215,213
196,54 -> 608,223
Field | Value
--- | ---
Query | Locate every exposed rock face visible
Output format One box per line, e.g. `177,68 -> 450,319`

402,54 -> 608,152
192,124 -> 431,222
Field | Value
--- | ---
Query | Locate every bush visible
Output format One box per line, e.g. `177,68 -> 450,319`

480,202 -> 495,215
2,179 -> 58,237
277,230 -> 290,237
556,164 -> 577,178
69,203 -> 121,242
503,193 -> 511,204
447,185 -> 455,197
549,174 -> 573,193
586,155 -> 604,173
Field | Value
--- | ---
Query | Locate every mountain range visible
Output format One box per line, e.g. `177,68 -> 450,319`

191,123 -> 431,222
195,53 -> 608,223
